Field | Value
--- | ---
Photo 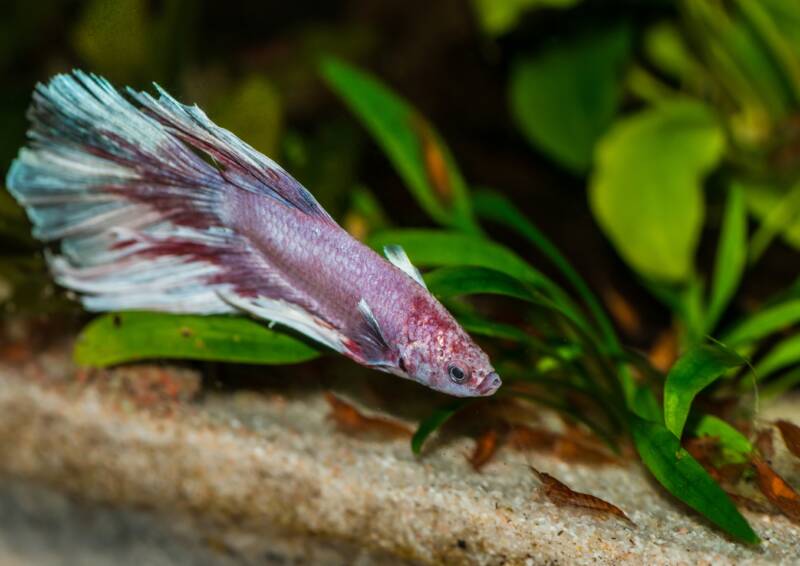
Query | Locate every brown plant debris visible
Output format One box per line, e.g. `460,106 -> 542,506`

530,467 -> 634,526
509,424 -> 618,466
468,428 -> 500,471
325,392 -> 412,439
647,328 -> 679,373
602,287 -> 641,338
775,420 -> 800,460
752,456 -> 800,524
755,428 -> 775,460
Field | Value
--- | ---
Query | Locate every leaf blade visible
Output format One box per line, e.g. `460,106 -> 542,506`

706,184 -> 747,332
509,23 -> 631,172
74,312 -> 321,367
319,57 -> 477,232
630,415 -> 759,544
663,343 -> 746,438
589,100 -> 725,282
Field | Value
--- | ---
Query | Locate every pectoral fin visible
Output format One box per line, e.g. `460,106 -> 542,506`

351,298 -> 394,365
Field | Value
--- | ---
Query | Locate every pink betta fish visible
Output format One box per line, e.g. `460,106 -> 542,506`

6,71 -> 501,397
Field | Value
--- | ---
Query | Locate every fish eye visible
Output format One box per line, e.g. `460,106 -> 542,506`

447,364 -> 468,384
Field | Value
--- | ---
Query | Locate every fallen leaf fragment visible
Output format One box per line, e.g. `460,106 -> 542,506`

752,457 -> 800,524
775,420 -> 800,460
510,424 -> 618,465
602,286 -> 641,337
648,327 -> 679,373
325,393 -> 412,439
727,492 -> 781,516
468,428 -> 500,471
530,467 -> 634,526
755,428 -> 775,460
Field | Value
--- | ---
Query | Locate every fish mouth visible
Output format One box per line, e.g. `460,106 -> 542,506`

477,372 -> 501,396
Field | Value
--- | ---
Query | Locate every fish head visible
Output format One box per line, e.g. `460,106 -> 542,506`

398,298 -> 501,397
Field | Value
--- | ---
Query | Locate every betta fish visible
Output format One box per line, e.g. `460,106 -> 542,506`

5,71 -> 501,397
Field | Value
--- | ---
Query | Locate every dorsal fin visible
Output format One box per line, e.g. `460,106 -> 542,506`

383,245 -> 427,289
128,82 -> 333,221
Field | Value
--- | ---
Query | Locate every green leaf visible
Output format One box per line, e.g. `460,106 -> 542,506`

319,57 -> 477,232
722,299 -> 800,345
745,180 -> 800,258
411,400 -> 471,454
754,333 -> 800,378
663,343 -> 746,438
690,414 -> 753,464
509,23 -> 631,173
706,184 -> 747,332
74,312 -> 321,367
589,100 -> 725,282
456,311 -> 534,343
760,366 -> 800,400
471,0 -> 580,37
630,415 -> 759,544
425,266 -> 537,303
369,229 -> 589,332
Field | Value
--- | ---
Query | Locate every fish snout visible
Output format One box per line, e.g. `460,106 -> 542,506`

477,371 -> 501,396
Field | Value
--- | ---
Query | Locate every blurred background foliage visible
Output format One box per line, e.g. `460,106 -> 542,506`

3,0 -> 800,542
1,0 -> 797,339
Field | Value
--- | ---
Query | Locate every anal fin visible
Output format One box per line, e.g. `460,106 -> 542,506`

219,291 -> 347,353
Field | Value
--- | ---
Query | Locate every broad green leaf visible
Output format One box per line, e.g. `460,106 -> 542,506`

471,0 -> 580,37
473,190 -> 618,348
722,299 -> 800,345
589,100 -> 725,282
630,415 -> 759,544
706,184 -> 747,332
411,399 -> 472,454
754,333 -> 800,378
510,23 -> 631,173
319,57 -> 477,232
369,229 -> 589,332
663,343 -> 746,438
690,414 -> 753,464
74,312 -> 321,367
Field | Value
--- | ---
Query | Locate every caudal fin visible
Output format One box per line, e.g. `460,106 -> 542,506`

6,71 -> 327,314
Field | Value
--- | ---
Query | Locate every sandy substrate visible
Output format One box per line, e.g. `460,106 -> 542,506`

0,347 -> 799,565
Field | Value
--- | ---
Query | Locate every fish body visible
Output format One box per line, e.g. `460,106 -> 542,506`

6,71 -> 501,397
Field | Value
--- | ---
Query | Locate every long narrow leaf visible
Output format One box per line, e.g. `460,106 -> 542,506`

690,414 -> 754,463
319,57 -> 478,232
425,265 -> 537,303
706,184 -> 747,332
754,333 -> 800,378
663,343 -> 745,438
630,415 -> 759,544
369,229 -> 592,334
472,190 -> 618,348
74,312 -> 321,367
411,399 -> 472,454
722,299 -> 800,345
